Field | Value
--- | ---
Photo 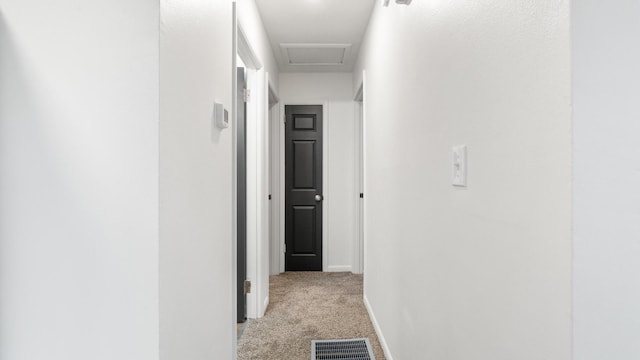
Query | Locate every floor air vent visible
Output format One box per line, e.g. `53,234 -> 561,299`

311,338 -> 375,360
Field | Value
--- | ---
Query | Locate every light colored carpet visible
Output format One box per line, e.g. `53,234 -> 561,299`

237,272 -> 386,360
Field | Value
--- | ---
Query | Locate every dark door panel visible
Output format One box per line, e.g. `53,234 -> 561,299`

292,206 -> 317,253
285,105 -> 323,271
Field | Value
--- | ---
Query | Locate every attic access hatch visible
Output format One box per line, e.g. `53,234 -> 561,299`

280,43 -> 352,66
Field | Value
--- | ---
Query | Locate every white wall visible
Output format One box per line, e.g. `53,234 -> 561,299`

572,1 -> 640,359
354,2 -> 572,359
159,0 -> 234,359
0,1 -> 160,359
278,73 -> 357,273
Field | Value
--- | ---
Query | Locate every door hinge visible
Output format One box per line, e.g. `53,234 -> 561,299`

243,88 -> 250,102
243,280 -> 251,295
283,243 -> 286,253
360,193 -> 364,199
283,115 -> 287,124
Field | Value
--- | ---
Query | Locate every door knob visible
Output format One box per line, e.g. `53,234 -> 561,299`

315,194 -> 323,202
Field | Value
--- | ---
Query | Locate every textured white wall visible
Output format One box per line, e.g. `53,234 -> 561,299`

159,0 -> 234,359
278,73 -> 357,272
0,1 -> 160,359
354,1 -> 572,359
572,1 -> 640,359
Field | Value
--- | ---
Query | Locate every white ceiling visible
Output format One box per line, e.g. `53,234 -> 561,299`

254,0 -> 377,73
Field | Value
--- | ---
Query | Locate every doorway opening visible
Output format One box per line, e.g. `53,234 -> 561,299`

234,0 -> 375,356
268,80 -> 365,275
237,57 -> 248,324
236,22 -> 279,327
354,78 -> 365,275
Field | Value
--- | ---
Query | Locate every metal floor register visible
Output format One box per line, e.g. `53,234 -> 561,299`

311,338 -> 376,360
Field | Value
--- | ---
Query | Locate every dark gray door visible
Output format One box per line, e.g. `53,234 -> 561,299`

285,105 -> 323,271
237,67 -> 247,323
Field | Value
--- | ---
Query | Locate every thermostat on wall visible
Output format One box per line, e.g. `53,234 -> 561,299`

214,102 -> 229,129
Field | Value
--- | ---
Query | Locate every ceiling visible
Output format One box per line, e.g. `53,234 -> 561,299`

254,0 -> 377,73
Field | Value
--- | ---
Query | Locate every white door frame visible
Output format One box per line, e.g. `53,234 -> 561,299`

231,4 -> 237,355
354,72 -> 366,275
237,24 -> 271,319
268,95 -> 281,276
353,89 -> 363,275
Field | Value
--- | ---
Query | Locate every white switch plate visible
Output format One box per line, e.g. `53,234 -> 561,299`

452,145 -> 467,187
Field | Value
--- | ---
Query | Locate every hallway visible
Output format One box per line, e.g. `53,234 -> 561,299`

238,273 -> 385,360
2,1 -> 640,359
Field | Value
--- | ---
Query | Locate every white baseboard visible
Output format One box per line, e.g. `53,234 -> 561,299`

262,296 -> 269,316
363,294 -> 394,360
326,265 -> 352,272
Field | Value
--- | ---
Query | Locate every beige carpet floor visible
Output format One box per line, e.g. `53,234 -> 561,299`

237,272 -> 385,360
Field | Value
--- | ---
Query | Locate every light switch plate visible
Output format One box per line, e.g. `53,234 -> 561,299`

452,145 -> 467,187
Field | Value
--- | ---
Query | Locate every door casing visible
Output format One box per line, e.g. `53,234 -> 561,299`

237,24 -> 273,320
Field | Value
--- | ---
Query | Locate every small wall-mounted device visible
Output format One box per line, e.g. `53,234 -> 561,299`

213,102 -> 229,129
452,145 -> 467,187
384,0 -> 411,7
